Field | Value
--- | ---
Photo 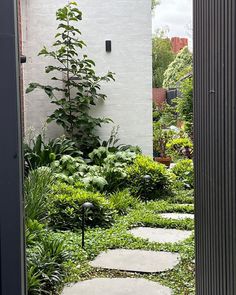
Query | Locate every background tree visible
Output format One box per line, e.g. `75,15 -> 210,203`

152,0 -> 160,11
152,30 -> 175,88
163,46 -> 192,89
175,73 -> 193,138
26,2 -> 114,155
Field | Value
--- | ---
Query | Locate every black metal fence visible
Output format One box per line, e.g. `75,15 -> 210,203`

194,0 -> 236,293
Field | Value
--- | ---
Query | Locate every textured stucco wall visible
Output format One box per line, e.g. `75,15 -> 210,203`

22,0 -> 153,155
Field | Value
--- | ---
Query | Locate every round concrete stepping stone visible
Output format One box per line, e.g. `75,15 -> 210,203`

159,213 -> 194,220
129,227 -> 192,243
62,278 -> 172,295
89,249 -> 180,273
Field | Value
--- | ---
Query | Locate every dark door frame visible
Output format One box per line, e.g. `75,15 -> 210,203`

0,0 -> 25,294
1,0 -> 236,294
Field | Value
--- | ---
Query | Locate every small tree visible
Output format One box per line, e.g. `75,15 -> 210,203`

152,30 -> 175,88
26,2 -> 114,155
176,75 -> 193,138
152,0 -> 160,10
163,46 -> 192,89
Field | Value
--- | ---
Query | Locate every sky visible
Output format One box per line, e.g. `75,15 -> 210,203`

152,0 -> 193,49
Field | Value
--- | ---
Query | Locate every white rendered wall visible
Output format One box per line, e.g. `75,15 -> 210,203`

22,0 -> 153,155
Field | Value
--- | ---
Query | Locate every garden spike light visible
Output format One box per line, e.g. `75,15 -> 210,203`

143,175 -> 151,202
81,202 -> 94,248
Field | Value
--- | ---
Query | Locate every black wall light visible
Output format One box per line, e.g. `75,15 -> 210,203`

105,40 -> 112,52
20,55 -> 26,64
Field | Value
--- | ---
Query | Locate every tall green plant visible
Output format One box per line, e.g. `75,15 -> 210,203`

152,30 -> 175,88
26,2 -> 114,154
24,168 -> 54,222
176,76 -> 193,138
163,46 -> 192,89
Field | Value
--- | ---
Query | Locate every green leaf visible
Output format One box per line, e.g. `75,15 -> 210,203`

26,83 -> 39,93
38,47 -> 49,56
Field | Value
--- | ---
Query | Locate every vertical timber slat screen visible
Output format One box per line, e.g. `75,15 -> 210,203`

194,0 -> 236,293
0,0 -> 25,294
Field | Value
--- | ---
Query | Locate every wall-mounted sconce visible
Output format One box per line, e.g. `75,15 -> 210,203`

20,55 -> 27,64
105,40 -> 112,52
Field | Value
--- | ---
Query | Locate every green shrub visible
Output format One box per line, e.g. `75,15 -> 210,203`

176,75 -> 193,138
153,122 -> 175,157
49,183 -> 115,230
89,150 -> 136,192
88,147 -> 110,165
163,46 -> 192,89
24,167 -> 54,222
172,159 -> 194,189
126,155 -> 172,200
166,137 -> 193,160
27,235 -> 69,295
24,134 -> 81,173
108,189 -> 139,215
51,148 -> 137,193
25,219 -> 46,247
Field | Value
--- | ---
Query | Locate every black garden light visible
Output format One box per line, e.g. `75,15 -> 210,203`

81,202 -> 94,248
143,175 -> 151,202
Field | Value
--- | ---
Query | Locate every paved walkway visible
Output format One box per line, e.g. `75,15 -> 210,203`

129,227 -> 192,243
62,210 -> 193,294
90,249 -> 180,273
62,278 -> 172,295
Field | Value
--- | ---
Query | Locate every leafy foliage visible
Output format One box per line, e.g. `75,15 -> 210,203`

27,235 -> 69,295
49,183 -> 115,230
167,137 -> 193,160
26,2 -> 114,155
25,219 -> 46,247
152,30 -> 175,88
126,155 -> 173,200
24,134 -> 81,172
152,0 -> 160,10
175,76 -> 193,138
51,154 -> 86,184
153,103 -> 177,126
163,46 -> 192,89
24,167 -> 54,222
108,189 -> 139,215
153,122 -> 175,157
51,147 -> 137,192
172,159 -> 194,189
84,149 -> 137,192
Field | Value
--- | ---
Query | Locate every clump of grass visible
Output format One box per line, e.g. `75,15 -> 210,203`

24,167 -> 54,222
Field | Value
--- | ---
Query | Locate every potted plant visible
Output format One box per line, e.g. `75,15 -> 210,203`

153,122 -> 173,166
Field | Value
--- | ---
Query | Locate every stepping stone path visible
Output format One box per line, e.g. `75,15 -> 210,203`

89,249 -> 180,273
159,213 -> 194,220
63,204 -> 195,294
129,227 -> 192,243
62,278 -> 172,295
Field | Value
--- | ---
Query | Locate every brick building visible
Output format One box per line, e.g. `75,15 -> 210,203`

171,37 -> 188,54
